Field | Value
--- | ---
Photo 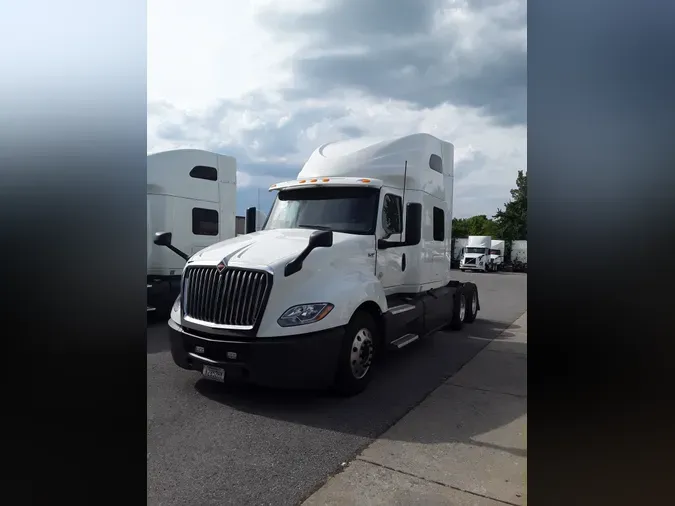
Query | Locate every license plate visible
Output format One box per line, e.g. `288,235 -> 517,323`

202,365 -> 225,383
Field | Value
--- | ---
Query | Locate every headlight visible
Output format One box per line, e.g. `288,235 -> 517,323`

172,296 -> 181,313
277,303 -> 334,327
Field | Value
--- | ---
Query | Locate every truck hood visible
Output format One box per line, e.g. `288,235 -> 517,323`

188,228 -> 362,270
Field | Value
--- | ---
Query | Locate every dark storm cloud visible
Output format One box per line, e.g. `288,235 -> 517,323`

265,0 -> 443,39
259,0 -> 526,125
339,125 -> 366,138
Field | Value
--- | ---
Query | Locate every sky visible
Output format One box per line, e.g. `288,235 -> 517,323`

147,0 -> 527,218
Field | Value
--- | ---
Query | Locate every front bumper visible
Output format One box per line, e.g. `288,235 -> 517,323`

168,319 -> 345,389
461,264 -> 483,270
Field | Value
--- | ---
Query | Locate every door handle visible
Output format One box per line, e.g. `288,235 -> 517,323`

401,253 -> 407,272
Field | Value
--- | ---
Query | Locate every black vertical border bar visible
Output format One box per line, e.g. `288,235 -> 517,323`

0,1 -> 148,504
529,0 -> 675,504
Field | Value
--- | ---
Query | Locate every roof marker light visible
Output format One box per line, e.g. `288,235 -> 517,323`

322,178 -> 330,182
310,178 -> 318,182
299,179 -> 306,183
359,178 -> 371,183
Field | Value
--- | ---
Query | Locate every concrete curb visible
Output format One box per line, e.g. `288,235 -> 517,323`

302,312 -> 528,506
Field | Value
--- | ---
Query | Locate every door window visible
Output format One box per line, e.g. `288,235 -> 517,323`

381,194 -> 402,238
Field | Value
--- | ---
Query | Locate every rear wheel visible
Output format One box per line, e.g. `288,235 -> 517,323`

464,284 -> 479,323
333,311 -> 377,396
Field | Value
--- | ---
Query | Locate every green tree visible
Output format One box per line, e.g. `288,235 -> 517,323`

452,215 -> 499,237
452,214 -> 497,237
493,170 -> 527,240
452,217 -> 470,237
465,215 -> 498,236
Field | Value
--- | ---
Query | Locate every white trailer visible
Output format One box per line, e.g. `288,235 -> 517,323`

156,134 -> 481,395
453,237 -> 468,265
147,149 -> 237,315
511,239 -> 527,271
460,235 -> 492,272
489,239 -> 505,272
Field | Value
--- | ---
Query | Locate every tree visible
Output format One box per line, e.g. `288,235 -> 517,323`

493,170 -> 527,240
452,215 -> 498,237
452,217 -> 470,238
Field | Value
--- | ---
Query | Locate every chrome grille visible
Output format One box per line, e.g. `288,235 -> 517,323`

182,266 -> 272,327
464,258 -> 476,264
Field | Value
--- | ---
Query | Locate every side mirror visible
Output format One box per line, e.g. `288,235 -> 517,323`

153,231 -> 190,261
245,206 -> 257,234
309,229 -> 333,248
154,231 -> 172,246
284,229 -> 333,277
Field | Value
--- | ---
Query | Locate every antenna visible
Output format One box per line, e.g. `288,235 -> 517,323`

402,160 -> 408,239
402,160 -> 408,201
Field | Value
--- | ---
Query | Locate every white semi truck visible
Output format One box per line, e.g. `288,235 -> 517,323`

155,134 -> 481,395
489,239 -> 505,272
460,235 -> 492,272
147,149 -> 237,315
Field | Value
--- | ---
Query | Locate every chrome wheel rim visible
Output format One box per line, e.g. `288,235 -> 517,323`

350,328 -> 374,379
459,295 -> 466,321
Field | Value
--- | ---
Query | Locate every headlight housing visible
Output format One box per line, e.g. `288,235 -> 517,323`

172,296 -> 181,313
277,303 -> 334,327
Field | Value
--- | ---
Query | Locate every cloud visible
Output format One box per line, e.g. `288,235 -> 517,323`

259,0 -> 527,125
148,0 -> 527,219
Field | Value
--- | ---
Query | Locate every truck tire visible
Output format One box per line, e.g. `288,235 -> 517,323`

449,288 -> 466,330
463,284 -> 478,323
333,311 -> 377,396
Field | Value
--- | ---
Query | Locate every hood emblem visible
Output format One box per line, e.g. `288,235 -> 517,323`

217,261 -> 226,272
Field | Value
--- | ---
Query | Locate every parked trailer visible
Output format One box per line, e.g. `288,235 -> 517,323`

147,149 -> 237,316
156,133 -> 481,396
489,239 -> 505,272
511,240 -> 528,272
452,237 -> 468,268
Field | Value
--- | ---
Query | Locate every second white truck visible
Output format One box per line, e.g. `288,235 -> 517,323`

489,239 -> 505,272
156,134 -> 481,395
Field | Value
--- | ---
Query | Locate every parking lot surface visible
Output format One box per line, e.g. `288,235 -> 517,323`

147,271 -> 527,506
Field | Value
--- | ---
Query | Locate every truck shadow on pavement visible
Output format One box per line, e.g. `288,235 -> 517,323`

193,317 -> 526,450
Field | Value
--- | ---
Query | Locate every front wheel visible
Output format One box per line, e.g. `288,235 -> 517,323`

333,311 -> 377,396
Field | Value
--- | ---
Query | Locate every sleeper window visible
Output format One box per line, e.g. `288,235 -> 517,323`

192,208 -> 219,236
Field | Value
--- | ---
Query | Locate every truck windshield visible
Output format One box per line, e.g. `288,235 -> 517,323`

264,186 -> 379,235
489,249 -> 501,255
466,247 -> 487,254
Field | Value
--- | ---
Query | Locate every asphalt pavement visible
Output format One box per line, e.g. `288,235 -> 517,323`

147,271 -> 527,506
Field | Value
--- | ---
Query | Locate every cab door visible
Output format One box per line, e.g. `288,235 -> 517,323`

375,188 -> 405,293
